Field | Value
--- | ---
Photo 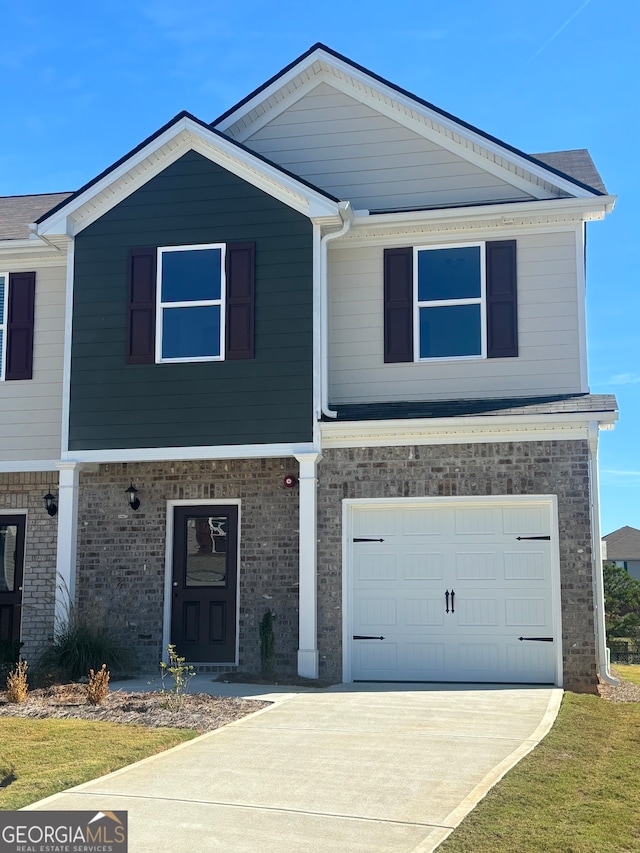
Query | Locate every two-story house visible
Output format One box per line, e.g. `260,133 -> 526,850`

0,44 -> 617,692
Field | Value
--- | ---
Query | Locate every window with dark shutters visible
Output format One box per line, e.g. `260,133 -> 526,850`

225,242 -> 255,360
6,272 -> 36,381
383,241 -> 518,363
126,243 -> 256,363
383,247 -> 414,363
486,240 -> 518,359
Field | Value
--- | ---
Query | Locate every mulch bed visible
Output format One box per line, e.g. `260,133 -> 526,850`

597,669 -> 640,703
0,683 -> 269,733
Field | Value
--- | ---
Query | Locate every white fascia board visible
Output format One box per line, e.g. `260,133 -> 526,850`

0,460 -> 61,473
62,441 -> 320,465
320,411 -> 617,449
219,48 -> 600,202
37,117 -> 340,237
0,239 -> 68,264
351,196 -> 616,231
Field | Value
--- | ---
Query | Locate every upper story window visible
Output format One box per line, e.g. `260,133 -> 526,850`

127,242 -> 255,366
415,243 -> 485,360
384,240 -> 517,364
0,271 -> 36,382
156,244 -> 226,363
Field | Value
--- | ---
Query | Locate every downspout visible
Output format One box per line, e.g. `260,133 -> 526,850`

588,421 -> 618,685
321,202 -> 353,419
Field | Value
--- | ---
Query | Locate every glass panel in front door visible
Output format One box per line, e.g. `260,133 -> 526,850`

184,516 -> 228,587
0,525 -> 17,593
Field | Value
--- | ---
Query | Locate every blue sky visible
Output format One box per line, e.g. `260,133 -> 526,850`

1,0 -> 637,534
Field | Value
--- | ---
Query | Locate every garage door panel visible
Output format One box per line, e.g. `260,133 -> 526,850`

355,553 -> 397,581
455,551 -> 498,580
502,505 -> 549,536
503,550 -> 546,579
455,507 -> 500,536
350,501 -> 556,684
402,552 -> 444,580
455,599 -> 499,626
404,598 -> 445,626
356,597 -> 397,627
505,598 -> 548,626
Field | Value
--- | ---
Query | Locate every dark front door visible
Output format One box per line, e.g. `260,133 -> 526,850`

0,516 -> 26,645
171,505 -> 238,663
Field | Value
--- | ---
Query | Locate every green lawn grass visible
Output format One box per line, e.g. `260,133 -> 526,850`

438,691 -> 640,852
614,663 -> 640,686
0,718 -> 195,810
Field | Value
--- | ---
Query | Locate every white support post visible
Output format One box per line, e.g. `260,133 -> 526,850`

54,462 -> 82,628
296,452 -> 321,678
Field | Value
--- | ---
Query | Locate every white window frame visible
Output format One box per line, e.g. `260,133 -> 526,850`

156,243 -> 226,364
413,241 -> 487,362
0,272 -> 8,381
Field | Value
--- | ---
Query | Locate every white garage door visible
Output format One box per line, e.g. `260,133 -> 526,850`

349,500 -> 558,684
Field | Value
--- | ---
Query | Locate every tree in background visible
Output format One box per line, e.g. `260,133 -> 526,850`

603,562 -> 640,640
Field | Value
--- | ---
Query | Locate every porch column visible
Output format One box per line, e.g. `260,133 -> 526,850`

296,452 -> 321,678
54,462 -> 82,629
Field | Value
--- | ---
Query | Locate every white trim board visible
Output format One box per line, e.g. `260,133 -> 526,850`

36,119 -> 341,239
320,414 -> 616,450
63,441 -> 319,464
341,494 -> 563,686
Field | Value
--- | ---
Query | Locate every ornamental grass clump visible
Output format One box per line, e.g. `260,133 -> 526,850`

86,664 -> 110,706
6,660 -> 28,704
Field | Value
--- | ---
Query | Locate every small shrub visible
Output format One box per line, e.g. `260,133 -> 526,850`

159,644 -> 195,711
86,664 -> 110,706
6,660 -> 28,704
37,608 -> 131,681
259,610 -> 275,677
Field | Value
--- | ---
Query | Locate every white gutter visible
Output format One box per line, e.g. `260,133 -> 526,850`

588,421 -> 618,685
321,201 -> 353,419
27,223 -> 63,253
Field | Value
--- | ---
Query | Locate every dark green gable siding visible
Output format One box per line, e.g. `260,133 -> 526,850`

70,150 -> 314,450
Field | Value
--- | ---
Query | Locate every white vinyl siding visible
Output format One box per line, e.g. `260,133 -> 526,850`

242,83 -> 536,211
0,265 -> 65,461
329,230 -> 583,403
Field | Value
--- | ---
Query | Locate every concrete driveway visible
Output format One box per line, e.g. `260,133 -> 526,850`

25,682 -> 561,852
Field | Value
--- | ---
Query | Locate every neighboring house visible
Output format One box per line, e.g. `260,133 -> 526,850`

0,44 -> 617,692
603,527 -> 640,580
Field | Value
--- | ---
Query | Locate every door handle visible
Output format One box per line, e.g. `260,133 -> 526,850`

445,590 -> 450,613
450,589 -> 455,613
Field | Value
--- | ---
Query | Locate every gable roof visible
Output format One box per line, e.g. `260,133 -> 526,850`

603,526 -> 640,560
35,111 -> 342,237
0,193 -> 73,240
213,43 -> 606,200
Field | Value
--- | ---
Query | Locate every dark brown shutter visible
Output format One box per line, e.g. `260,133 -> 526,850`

6,272 -> 36,380
126,248 -> 156,364
486,240 -> 518,359
384,247 -> 413,363
225,242 -> 255,360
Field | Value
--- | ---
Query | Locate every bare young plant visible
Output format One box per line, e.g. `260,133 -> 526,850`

159,645 -> 195,711
6,661 -> 28,704
86,664 -> 110,706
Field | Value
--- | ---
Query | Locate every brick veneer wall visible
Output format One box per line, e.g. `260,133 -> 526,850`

76,458 -> 300,672
0,472 -> 58,662
316,440 -> 598,693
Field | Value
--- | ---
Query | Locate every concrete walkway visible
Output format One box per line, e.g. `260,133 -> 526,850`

25,681 -> 562,852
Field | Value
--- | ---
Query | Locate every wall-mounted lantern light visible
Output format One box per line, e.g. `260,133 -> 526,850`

125,483 -> 140,511
43,491 -> 58,517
